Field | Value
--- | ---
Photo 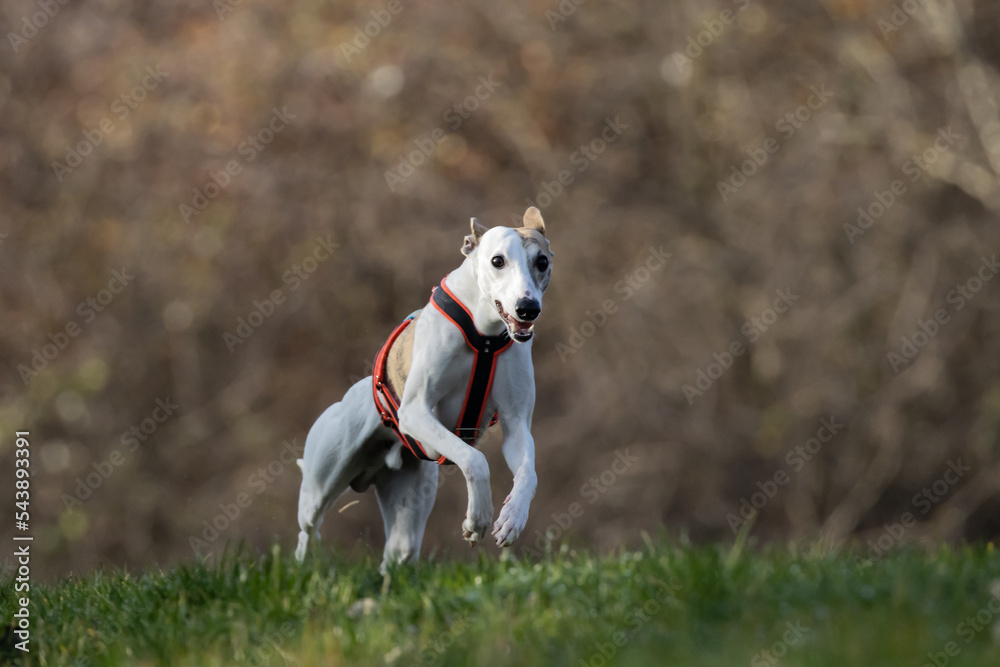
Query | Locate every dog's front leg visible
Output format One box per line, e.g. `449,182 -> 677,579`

492,420 -> 537,547
396,403 -> 494,545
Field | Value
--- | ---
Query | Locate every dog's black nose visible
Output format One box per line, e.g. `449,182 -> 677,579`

514,298 -> 541,321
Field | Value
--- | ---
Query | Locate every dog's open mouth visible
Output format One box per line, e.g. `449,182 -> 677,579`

496,301 -> 535,342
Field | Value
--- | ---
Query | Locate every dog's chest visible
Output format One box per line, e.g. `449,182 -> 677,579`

386,322 -> 501,440
433,352 -> 487,425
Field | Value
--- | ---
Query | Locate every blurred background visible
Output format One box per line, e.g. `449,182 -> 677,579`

2,0 -> 1000,580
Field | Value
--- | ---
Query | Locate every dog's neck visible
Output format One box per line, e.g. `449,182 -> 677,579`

444,259 -> 508,337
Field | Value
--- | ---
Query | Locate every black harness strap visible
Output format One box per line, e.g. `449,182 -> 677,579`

372,277 -> 512,465
430,278 -> 513,444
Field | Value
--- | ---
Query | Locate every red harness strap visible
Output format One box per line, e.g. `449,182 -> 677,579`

372,278 -> 512,465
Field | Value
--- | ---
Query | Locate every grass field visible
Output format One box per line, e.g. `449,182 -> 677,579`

3,538 -> 1000,666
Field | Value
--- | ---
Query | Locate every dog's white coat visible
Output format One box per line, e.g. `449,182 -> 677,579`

295,209 -> 553,571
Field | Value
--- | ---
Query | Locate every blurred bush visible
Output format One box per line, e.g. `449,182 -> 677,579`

2,0 -> 1000,577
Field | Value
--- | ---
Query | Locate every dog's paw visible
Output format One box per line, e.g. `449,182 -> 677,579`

462,507 -> 493,547
491,495 -> 528,547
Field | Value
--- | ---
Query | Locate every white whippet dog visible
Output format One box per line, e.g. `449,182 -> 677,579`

295,207 -> 553,570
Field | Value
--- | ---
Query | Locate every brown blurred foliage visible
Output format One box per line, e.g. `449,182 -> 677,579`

2,0 -> 1000,579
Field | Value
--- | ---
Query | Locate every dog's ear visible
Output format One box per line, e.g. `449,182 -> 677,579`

462,217 -> 488,257
522,207 -> 545,236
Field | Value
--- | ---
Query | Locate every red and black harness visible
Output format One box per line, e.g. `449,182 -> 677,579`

372,277 -> 513,465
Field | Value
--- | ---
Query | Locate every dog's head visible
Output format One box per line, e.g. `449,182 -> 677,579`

461,207 -> 553,343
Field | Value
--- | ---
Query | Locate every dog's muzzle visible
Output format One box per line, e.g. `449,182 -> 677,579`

496,300 -> 537,342
515,298 -> 541,322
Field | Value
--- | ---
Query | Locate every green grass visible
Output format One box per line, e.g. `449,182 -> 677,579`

3,538 -> 1000,666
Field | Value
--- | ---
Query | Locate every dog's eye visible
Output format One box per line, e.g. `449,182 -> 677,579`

491,255 -> 505,269
536,256 -> 549,272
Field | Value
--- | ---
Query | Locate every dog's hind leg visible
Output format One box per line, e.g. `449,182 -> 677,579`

374,456 -> 439,573
295,377 -> 387,562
